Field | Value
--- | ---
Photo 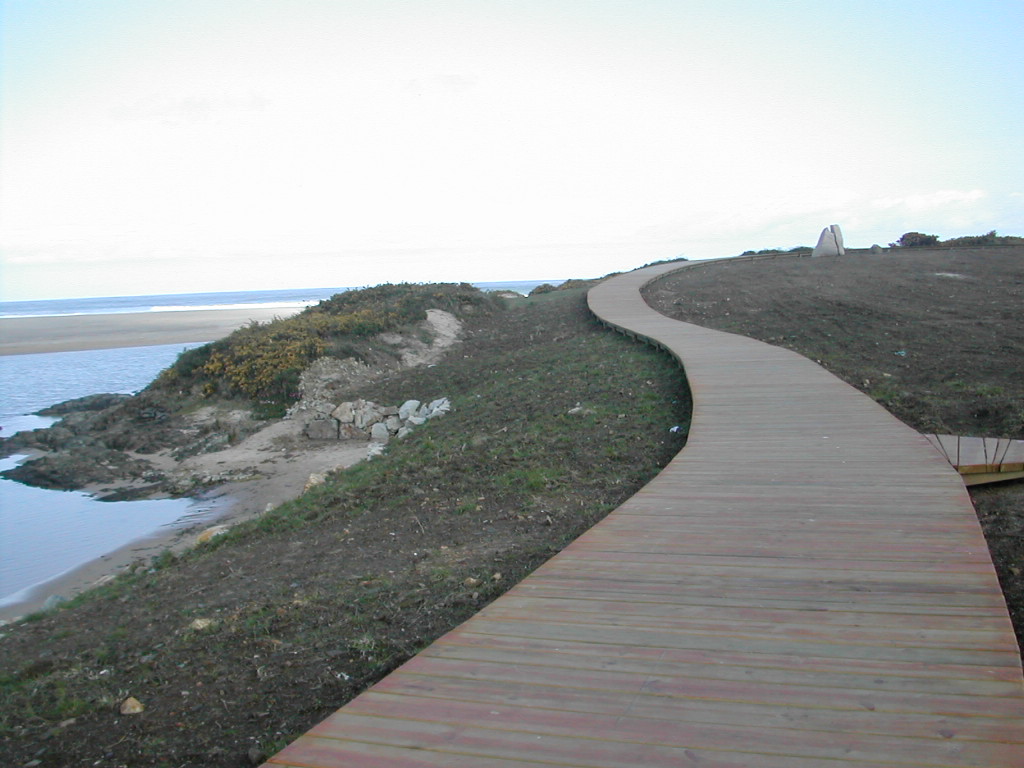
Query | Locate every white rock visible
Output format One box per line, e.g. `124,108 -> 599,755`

331,401 -> 355,423
399,400 -> 421,420
370,422 -> 390,443
812,224 -> 846,257
425,398 -> 451,418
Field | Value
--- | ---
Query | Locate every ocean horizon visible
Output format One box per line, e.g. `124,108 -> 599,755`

0,280 -> 562,318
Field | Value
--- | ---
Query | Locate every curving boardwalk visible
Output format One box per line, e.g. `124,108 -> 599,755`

266,261 -> 1024,767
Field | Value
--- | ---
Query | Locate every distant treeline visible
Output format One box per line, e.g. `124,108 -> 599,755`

890,230 -> 1024,248
739,246 -> 813,256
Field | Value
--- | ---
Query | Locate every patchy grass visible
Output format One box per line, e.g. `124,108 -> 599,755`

643,246 -> 1024,654
0,287 -> 690,767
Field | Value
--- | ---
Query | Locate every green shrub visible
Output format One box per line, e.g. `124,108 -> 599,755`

890,230 -> 1024,248
153,283 -> 500,406
941,230 -> 1024,247
890,232 -> 940,247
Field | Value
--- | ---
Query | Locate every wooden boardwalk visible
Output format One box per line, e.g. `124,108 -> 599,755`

926,434 -> 1024,486
266,261 -> 1024,767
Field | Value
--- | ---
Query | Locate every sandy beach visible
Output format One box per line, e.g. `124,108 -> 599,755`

0,305 -> 304,355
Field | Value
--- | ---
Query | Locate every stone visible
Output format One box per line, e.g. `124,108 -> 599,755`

37,393 -> 131,416
812,224 -> 846,257
196,525 -> 230,545
42,594 -> 67,612
381,405 -> 399,417
354,400 -> 383,430
370,422 -> 390,443
304,418 -> 338,440
396,427 -> 412,439
119,696 -> 144,715
832,224 -> 845,253
385,415 -> 402,433
399,400 -> 421,421
425,398 -> 451,418
304,473 -> 327,492
188,618 -> 216,631
870,244 -> 884,254
407,416 -> 426,426
330,402 -> 355,423
338,423 -> 367,440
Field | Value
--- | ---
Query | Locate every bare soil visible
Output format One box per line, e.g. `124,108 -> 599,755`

643,245 -> 1024,651
2,248 -> 1021,768
0,288 -> 690,767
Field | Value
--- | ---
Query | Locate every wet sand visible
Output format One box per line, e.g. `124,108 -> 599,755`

0,306 -> 305,355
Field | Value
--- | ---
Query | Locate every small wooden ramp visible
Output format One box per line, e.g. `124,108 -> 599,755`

265,262 -> 1024,767
925,434 -> 1024,486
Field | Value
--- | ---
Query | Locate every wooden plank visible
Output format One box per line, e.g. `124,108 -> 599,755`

421,635 -> 1024,696
925,435 -> 1024,479
355,675 -> 1024,745
262,260 -> 1024,768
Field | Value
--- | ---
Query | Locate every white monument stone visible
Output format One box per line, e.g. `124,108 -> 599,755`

812,224 -> 846,257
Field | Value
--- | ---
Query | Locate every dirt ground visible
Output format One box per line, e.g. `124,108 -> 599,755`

0,289 -> 689,767
643,245 -> 1024,649
1,248 -> 1021,767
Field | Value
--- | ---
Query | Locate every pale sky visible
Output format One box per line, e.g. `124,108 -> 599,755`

1,0 -> 1022,300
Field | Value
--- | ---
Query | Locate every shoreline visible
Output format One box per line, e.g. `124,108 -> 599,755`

0,303 -> 310,619
0,479 -> 266,623
0,305 -> 305,356
0,435 -> 369,623
0,489 -> 238,622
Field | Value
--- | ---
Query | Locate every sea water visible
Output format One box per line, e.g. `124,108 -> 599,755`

0,344 -> 214,607
0,281 -> 554,607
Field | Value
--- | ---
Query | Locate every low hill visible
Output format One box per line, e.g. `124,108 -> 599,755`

643,244 -> 1023,657
0,286 -> 690,766
1,246 -> 1021,767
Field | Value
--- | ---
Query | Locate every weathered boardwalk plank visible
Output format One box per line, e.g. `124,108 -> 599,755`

265,261 -> 1024,767
926,434 -> 1024,485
